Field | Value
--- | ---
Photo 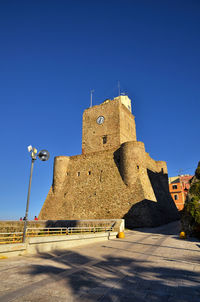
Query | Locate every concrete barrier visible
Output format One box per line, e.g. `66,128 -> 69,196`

0,219 -> 124,258
0,231 -> 118,258
0,242 -> 26,258
27,231 -> 118,254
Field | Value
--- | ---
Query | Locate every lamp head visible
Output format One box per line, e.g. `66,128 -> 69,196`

38,150 -> 50,161
27,145 -> 33,152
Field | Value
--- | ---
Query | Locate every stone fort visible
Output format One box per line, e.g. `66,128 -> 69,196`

39,95 -> 178,227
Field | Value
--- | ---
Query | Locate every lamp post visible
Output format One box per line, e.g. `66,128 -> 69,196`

22,146 -> 50,243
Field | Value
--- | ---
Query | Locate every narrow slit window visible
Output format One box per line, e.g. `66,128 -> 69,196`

100,170 -> 103,182
88,171 -> 91,175
103,135 -> 107,144
77,172 -> 80,176
137,165 -> 139,170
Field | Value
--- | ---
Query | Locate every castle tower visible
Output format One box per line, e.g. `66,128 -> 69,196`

39,94 -> 179,227
82,95 -> 137,154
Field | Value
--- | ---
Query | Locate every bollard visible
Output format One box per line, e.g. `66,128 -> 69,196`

179,231 -> 186,239
117,232 -> 125,239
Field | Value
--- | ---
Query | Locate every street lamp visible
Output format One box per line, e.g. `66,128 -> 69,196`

22,145 -> 50,243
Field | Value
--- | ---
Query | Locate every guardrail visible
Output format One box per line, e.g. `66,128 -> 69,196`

0,232 -> 23,244
0,226 -> 113,244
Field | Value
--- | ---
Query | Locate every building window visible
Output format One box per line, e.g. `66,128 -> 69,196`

77,172 -> 80,176
137,165 -> 139,170
174,194 -> 178,200
88,171 -> 91,175
103,135 -> 107,144
172,185 -> 177,190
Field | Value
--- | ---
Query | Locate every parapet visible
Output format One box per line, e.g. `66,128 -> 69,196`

113,95 -> 132,112
156,161 -> 168,174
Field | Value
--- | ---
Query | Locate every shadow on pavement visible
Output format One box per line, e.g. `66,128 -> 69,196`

23,247 -> 200,301
106,238 -> 200,254
131,220 -> 181,236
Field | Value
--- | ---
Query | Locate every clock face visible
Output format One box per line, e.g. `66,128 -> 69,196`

96,116 -> 104,125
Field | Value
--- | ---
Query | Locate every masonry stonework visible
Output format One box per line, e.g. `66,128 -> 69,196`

39,95 -> 179,227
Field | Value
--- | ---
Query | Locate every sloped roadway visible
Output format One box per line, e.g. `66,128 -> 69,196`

0,221 -> 200,302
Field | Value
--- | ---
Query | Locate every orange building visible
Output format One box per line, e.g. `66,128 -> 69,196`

169,175 -> 193,211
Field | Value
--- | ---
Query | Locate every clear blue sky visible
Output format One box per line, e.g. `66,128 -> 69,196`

0,0 -> 200,220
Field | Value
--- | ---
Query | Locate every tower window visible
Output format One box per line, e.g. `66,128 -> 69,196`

103,135 -> 107,144
137,165 -> 139,170
77,172 -> 80,176
100,170 -> 103,182
88,171 -> 91,175
174,194 -> 178,200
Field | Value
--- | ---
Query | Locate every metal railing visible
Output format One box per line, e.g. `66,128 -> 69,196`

0,226 -> 113,244
0,232 -> 23,244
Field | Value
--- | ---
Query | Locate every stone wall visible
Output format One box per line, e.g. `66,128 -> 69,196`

40,147 -> 140,220
0,219 -> 123,233
119,102 -> 136,144
39,144 -> 179,227
0,221 -> 46,233
82,100 -> 120,154
82,97 -> 136,154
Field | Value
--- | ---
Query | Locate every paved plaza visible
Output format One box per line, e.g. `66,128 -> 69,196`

0,221 -> 200,302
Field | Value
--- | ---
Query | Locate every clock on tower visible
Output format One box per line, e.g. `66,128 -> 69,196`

82,95 -> 136,154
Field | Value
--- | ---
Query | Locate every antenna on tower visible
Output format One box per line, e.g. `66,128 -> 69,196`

90,89 -> 94,108
118,81 -> 120,96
